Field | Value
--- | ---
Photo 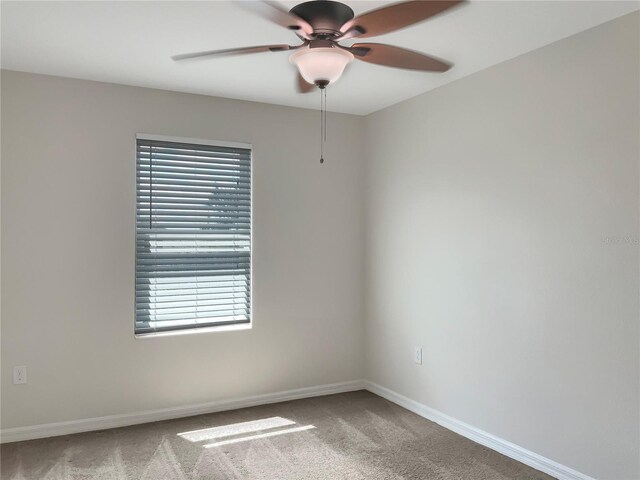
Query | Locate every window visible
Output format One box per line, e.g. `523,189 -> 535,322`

135,135 -> 251,335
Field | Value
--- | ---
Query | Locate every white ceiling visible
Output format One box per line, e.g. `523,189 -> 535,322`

2,1 -> 638,115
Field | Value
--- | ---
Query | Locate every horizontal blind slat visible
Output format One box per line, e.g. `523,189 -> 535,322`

135,318 -> 250,334
138,192 -> 250,202
135,280 -> 250,289
137,164 -> 250,176
137,173 -> 251,184
138,188 -> 249,196
137,151 -> 250,163
136,214 -> 251,222
136,292 -> 249,302
137,300 -> 250,311
137,163 -> 250,173
137,309 -> 250,321
138,139 -> 250,154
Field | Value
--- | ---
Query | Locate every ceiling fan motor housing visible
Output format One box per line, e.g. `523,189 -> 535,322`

290,0 -> 355,37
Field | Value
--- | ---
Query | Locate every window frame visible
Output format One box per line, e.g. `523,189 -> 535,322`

134,133 -> 253,338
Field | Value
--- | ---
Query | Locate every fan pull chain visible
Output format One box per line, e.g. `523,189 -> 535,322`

319,86 -> 329,164
319,87 -> 325,164
324,88 -> 327,143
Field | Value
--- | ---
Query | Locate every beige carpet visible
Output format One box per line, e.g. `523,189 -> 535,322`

1,391 -> 554,480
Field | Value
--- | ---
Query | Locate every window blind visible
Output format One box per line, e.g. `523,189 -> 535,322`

135,138 -> 251,334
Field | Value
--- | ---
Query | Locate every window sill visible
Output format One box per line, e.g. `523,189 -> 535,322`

135,322 -> 252,339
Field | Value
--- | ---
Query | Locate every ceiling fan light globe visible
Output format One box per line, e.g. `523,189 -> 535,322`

289,47 -> 353,85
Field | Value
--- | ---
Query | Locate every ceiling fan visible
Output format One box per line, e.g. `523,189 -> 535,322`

172,0 -> 465,92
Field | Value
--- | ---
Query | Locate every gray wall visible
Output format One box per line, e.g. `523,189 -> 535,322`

1,71 -> 365,429
364,12 -> 639,480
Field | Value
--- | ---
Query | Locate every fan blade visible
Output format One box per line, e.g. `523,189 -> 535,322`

341,1 -> 464,39
241,1 -> 313,39
297,72 -> 315,93
350,43 -> 451,72
172,44 -> 292,61
338,26 -> 366,41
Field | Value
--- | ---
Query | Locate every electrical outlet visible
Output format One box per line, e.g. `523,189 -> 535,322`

414,347 -> 422,365
13,366 -> 27,385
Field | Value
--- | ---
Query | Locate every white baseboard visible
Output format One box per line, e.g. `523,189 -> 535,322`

0,380 -> 365,444
0,378 -> 598,480
363,381 -> 595,480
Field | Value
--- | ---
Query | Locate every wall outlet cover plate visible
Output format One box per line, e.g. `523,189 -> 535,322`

13,365 -> 27,384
